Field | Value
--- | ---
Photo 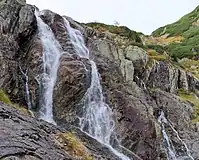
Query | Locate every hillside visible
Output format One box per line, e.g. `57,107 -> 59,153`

152,5 -> 199,59
0,0 -> 199,160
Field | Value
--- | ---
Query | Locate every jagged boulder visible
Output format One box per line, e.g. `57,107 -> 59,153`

125,45 -> 148,71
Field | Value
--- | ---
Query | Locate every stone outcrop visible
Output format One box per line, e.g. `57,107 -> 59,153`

0,102 -> 72,160
0,0 -> 198,160
0,102 -> 142,160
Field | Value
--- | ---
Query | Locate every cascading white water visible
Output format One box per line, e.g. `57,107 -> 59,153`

36,13 -> 62,124
168,121 -> 194,160
64,18 -> 131,160
80,60 -> 115,143
158,111 -> 177,160
158,111 -> 194,160
19,66 -> 32,109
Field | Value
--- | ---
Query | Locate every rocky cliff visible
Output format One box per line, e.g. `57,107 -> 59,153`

0,0 -> 198,160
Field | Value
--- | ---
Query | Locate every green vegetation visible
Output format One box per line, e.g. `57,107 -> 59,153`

177,89 -> 199,122
0,89 -> 12,104
146,44 -> 165,54
0,89 -> 31,115
86,22 -> 143,43
152,6 -> 199,36
178,58 -> 199,79
152,5 -> 199,59
56,132 -> 93,160
147,49 -> 169,61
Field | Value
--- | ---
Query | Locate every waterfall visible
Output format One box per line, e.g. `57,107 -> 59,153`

36,13 -> 62,124
63,18 -> 131,160
158,111 -> 194,160
19,66 -> 32,109
158,111 -> 177,160
168,122 -> 194,160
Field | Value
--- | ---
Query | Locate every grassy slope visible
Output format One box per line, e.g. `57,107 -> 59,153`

86,22 -> 143,46
152,5 -> 199,59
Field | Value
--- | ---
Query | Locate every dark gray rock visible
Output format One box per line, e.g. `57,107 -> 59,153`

0,102 -> 72,160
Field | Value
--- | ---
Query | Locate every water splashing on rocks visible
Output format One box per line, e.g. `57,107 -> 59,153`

158,110 -> 194,160
64,18 -> 131,160
35,12 -> 62,124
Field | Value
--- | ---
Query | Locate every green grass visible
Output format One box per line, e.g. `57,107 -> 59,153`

86,22 -> 143,43
177,89 -> 199,123
56,132 -> 93,160
152,5 -> 199,59
152,6 -> 199,37
0,89 -> 12,105
147,49 -> 169,62
146,44 -> 165,54
178,58 -> 199,79
0,89 -> 31,115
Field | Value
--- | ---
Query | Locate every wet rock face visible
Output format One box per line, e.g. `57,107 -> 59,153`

142,61 -> 179,93
53,54 -> 91,125
1,102 -> 136,160
151,90 -> 199,158
0,1 -> 91,123
86,37 -> 160,159
0,0 -> 199,159
84,27 -> 199,159
39,10 -> 91,125
0,102 -> 72,160
0,0 -> 37,106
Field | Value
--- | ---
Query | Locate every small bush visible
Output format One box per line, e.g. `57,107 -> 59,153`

147,49 -> 169,61
146,44 -> 165,54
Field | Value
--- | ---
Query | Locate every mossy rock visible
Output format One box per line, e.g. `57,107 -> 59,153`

177,89 -> 199,123
55,132 -> 93,160
0,89 -> 12,105
0,89 -> 31,116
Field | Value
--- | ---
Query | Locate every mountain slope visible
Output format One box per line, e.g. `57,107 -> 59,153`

0,0 -> 199,159
152,5 -> 199,59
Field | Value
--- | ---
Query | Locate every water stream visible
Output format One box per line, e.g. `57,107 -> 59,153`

158,111 -> 194,160
19,66 -> 32,109
36,13 -> 62,124
64,18 -> 131,160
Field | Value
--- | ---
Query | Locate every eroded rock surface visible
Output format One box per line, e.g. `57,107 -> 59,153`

0,0 -> 198,160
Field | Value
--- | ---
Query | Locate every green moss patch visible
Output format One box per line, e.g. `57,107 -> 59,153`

55,132 -> 93,160
0,89 -> 31,115
177,89 -> 199,123
0,89 -> 12,105
178,58 -> 199,79
147,49 -> 169,61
